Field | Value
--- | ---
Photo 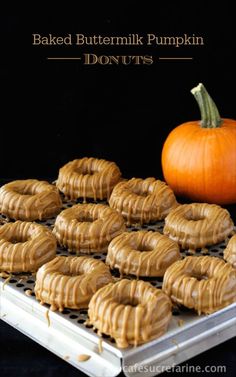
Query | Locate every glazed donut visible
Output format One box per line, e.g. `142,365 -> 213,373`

109,177 -> 178,225
56,157 -> 121,201
224,235 -> 236,268
162,256 -> 236,315
0,179 -> 62,221
35,256 -> 113,311
0,221 -> 56,273
163,203 -> 234,252
53,203 -> 126,253
88,279 -> 172,348
106,230 -> 181,277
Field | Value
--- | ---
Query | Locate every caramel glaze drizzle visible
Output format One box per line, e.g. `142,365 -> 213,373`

163,203 -> 234,252
0,221 -> 57,273
53,203 -> 126,253
106,230 -> 181,277
109,177 -> 178,226
87,278 -> 172,348
224,234 -> 236,268
34,256 -> 113,311
77,354 -> 91,362
162,256 -> 236,315
0,179 -> 62,221
56,157 -> 121,201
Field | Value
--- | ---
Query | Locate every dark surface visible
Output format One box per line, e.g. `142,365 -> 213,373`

1,1 -> 236,179
1,2 -> 236,376
0,320 -> 235,377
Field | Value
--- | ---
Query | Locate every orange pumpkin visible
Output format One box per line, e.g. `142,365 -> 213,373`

161,83 -> 236,204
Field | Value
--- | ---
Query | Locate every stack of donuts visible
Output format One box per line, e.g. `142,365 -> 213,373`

0,156 -> 236,349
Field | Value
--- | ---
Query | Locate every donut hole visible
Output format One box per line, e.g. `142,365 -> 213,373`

191,273 -> 208,281
76,213 -> 97,223
185,211 -> 205,221
16,188 -> 33,195
74,166 -> 98,176
63,271 -> 81,277
137,244 -> 153,252
116,296 -> 139,307
61,266 -> 82,277
131,187 -> 150,197
13,186 -> 39,196
8,234 -> 29,244
131,237 -> 154,252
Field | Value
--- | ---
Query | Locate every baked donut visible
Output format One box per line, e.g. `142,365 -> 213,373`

35,256 -> 113,311
109,177 -> 178,225
106,230 -> 181,277
163,203 -> 234,252
162,256 -> 236,315
56,157 -> 121,201
0,221 -> 56,273
224,235 -> 236,268
88,279 -> 172,348
0,179 -> 62,221
53,203 -> 126,253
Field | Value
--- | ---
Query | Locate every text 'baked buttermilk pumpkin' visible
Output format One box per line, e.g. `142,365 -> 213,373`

161,83 -> 236,204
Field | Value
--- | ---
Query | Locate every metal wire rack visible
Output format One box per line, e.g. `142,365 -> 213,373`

0,197 -> 235,377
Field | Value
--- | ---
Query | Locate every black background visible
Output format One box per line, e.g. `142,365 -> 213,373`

1,1 -> 236,180
1,1 -> 236,376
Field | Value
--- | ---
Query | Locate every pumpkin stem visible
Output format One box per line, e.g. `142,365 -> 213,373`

191,83 -> 222,128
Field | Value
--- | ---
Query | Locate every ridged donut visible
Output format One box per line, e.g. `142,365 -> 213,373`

109,177 -> 178,225
162,256 -> 236,314
0,179 -> 62,221
88,279 -> 172,348
224,235 -> 236,268
163,203 -> 234,252
34,256 -> 113,311
56,157 -> 121,201
0,221 -> 56,272
106,230 -> 181,277
53,203 -> 126,253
